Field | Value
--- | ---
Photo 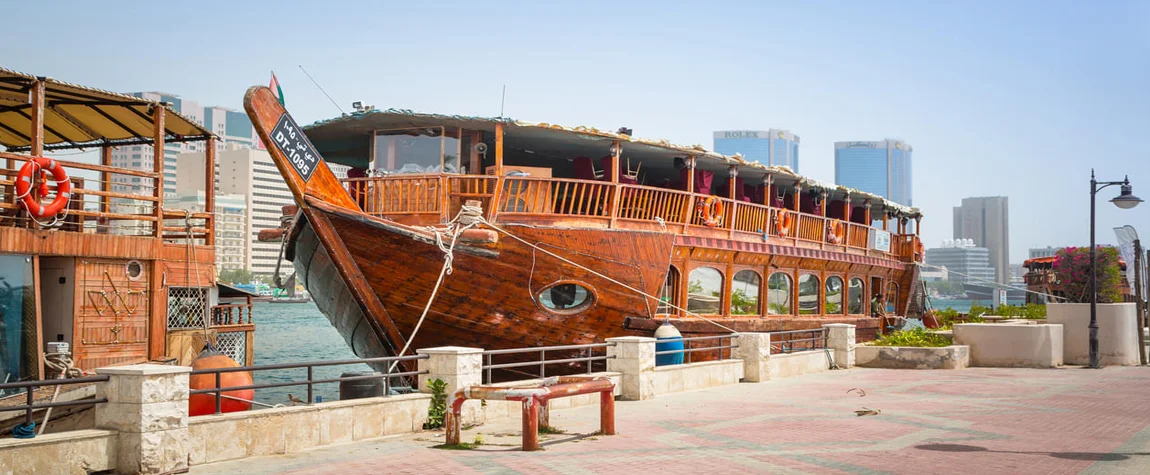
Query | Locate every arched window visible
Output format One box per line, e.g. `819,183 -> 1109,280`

798,274 -> 820,315
825,276 -> 844,314
731,270 -> 761,315
767,273 -> 792,315
848,278 -> 865,314
886,282 -> 899,314
687,267 -> 723,315
657,266 -> 680,315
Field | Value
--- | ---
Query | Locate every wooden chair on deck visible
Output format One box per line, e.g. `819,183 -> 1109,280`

573,156 -> 603,181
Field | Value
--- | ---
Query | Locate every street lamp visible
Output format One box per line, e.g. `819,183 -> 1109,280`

1090,170 -> 1143,368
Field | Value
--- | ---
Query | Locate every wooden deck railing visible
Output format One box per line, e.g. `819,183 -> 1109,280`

0,151 -> 200,240
338,175 -> 921,262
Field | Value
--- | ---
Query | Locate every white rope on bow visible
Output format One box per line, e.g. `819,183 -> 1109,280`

386,203 -> 485,372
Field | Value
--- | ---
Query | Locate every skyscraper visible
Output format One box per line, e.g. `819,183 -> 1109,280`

110,92 -> 258,199
834,139 -> 913,207
953,196 -> 1010,284
713,129 -> 800,172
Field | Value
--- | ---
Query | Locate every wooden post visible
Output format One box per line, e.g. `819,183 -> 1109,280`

863,199 -> 872,226
468,130 -> 482,175
494,123 -> 504,175
684,156 -> 696,232
32,255 -> 44,380
152,106 -> 165,238
205,136 -> 216,246
727,166 -> 737,200
914,216 -> 921,236
609,140 -> 620,183
882,211 -> 888,231
792,183 -> 801,212
100,146 -> 112,215
29,79 -> 45,157
763,174 -> 772,207
819,191 -> 828,217
843,195 -> 852,222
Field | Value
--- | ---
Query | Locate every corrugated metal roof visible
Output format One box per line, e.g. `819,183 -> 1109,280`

0,67 -> 213,150
305,108 -> 921,217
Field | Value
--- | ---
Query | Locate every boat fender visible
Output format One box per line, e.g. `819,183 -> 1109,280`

654,322 -> 684,366
188,346 -> 254,416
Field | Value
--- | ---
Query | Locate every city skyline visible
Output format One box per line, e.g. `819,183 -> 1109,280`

953,196 -> 1011,284
1,1 -> 1146,262
833,139 -> 913,208
713,129 -> 800,172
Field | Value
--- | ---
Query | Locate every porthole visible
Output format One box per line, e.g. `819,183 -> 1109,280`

538,282 -> 595,314
125,260 -> 144,281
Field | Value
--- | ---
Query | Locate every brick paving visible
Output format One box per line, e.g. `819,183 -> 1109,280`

191,367 -> 1150,475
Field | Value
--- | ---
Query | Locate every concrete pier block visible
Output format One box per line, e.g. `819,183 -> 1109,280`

824,324 -> 856,369
606,337 -> 656,400
736,333 -> 771,382
95,364 -> 191,474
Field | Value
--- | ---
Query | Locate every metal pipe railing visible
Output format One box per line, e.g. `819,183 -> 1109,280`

653,334 -> 741,363
481,342 -> 616,383
0,375 -> 111,428
188,354 -> 430,415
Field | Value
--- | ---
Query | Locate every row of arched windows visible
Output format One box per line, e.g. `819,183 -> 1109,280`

661,266 -> 888,317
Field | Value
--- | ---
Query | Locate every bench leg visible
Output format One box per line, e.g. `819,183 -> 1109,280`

600,390 -> 616,436
522,396 -> 540,451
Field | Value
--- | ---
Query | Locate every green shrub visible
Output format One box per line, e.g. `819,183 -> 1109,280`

874,328 -> 951,347
423,378 -> 448,429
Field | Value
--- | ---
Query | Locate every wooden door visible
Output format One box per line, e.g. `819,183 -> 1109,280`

73,260 -> 150,370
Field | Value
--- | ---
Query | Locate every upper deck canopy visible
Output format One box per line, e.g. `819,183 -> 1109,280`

306,108 -> 921,218
0,67 -> 212,151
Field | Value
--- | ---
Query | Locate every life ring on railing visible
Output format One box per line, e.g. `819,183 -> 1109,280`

915,240 -> 925,262
699,196 -> 724,227
826,220 -> 845,244
15,157 -> 71,219
776,210 -> 793,237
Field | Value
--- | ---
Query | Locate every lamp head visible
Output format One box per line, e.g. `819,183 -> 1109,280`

1111,179 -> 1143,210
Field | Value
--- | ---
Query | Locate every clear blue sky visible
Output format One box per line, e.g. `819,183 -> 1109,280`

3,0 -> 1148,262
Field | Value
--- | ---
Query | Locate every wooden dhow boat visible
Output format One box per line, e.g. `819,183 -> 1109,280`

245,87 -> 925,371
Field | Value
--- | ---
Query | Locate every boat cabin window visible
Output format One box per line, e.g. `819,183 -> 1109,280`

848,278 -> 865,314
797,274 -> 819,315
538,282 -> 593,314
731,270 -> 761,315
373,127 -> 460,174
767,273 -> 792,315
825,276 -> 844,314
687,267 -> 722,315
657,267 -> 680,315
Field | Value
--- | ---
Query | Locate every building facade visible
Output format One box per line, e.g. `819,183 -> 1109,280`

110,92 -> 258,200
833,139 -> 913,207
953,196 -> 1010,284
173,191 -> 248,272
924,239 -> 995,285
713,130 -> 800,172
1028,246 -> 1059,259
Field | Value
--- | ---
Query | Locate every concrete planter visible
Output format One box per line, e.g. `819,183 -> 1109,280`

1046,303 -> 1139,366
855,345 -> 969,369
953,323 -> 1062,368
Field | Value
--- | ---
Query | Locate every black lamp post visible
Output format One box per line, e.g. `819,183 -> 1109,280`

1089,170 -> 1143,368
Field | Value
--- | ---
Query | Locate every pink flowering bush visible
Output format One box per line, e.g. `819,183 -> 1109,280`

1053,246 -> 1122,303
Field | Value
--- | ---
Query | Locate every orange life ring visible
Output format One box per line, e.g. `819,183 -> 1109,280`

915,240 -> 925,261
15,157 -> 71,218
699,196 -> 724,227
777,210 -> 793,237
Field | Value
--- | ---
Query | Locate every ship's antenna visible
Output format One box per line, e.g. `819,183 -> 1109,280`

298,64 -> 346,115
499,84 -> 506,117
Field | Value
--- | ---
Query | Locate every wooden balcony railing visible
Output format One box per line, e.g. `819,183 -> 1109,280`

338,175 -> 921,262
0,151 -> 211,242
211,303 -> 253,326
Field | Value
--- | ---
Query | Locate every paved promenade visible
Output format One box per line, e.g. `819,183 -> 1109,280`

192,366 -> 1150,475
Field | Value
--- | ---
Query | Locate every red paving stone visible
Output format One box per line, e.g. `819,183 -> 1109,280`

191,366 -> 1150,475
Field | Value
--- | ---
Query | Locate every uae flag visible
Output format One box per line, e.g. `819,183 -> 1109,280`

270,72 -> 285,105
257,72 -> 284,150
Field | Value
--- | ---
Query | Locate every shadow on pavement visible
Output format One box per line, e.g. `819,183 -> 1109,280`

915,443 -> 1143,462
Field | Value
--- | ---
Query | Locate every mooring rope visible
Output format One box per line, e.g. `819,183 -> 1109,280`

386,204 -> 485,372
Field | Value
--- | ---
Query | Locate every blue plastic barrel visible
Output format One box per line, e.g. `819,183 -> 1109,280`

654,322 -> 684,366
